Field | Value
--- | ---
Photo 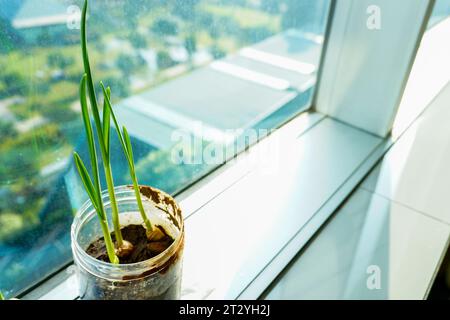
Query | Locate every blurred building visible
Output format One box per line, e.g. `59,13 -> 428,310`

0,0 -> 76,45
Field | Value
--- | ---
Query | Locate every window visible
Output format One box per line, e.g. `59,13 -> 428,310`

428,0 -> 450,28
0,0 -> 331,298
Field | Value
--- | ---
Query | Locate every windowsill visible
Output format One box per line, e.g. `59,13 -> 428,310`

263,80 -> 450,300
23,111 -> 390,300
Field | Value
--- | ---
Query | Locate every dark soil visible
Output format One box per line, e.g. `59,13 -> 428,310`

86,224 -> 174,264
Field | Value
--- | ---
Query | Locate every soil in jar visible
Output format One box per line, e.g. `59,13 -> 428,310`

86,224 -> 174,264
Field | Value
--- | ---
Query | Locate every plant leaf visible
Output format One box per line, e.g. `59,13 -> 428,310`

100,83 -> 130,162
80,75 -> 102,202
81,0 -> 100,126
81,0 -> 107,160
123,126 -> 153,231
102,85 -> 111,157
123,126 -> 135,165
73,152 -> 100,215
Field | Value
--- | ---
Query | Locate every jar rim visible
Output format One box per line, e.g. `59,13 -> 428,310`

71,185 -> 184,280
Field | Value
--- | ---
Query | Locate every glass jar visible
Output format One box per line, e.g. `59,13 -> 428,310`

71,185 -> 184,300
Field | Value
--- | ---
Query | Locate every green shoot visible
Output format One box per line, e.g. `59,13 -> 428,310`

100,83 -> 153,233
0,291 -> 4,300
102,87 -> 111,153
73,75 -> 118,264
80,0 -> 123,248
73,0 -> 129,263
74,0 -> 156,263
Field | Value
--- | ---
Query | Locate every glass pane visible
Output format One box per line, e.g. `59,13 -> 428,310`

0,0 -> 330,297
428,0 -> 450,28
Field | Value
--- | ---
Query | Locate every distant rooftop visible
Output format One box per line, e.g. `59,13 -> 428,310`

116,30 -> 320,148
1,0 -> 70,29
0,0 -> 22,20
